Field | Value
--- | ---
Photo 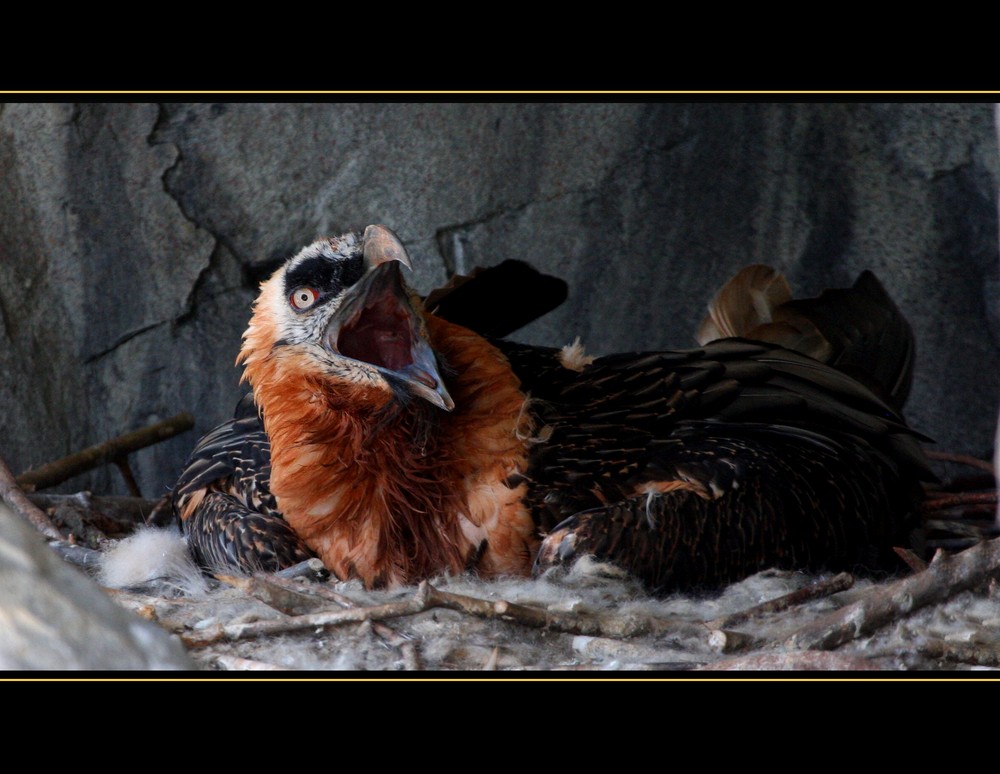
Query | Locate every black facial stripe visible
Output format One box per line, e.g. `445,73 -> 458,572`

283,253 -> 366,301
340,253 -> 364,288
284,256 -> 341,298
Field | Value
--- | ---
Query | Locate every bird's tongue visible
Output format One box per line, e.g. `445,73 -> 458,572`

338,292 -> 413,372
329,261 -> 454,411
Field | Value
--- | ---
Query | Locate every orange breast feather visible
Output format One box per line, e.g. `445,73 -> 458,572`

246,313 -> 537,588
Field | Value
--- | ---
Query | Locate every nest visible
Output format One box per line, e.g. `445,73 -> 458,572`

3,429 -> 999,674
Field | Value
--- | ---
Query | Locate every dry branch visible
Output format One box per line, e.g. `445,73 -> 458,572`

921,493 -> 997,511
182,580 -> 701,649
47,540 -> 103,568
232,573 -> 414,648
893,547 -> 928,573
924,450 -> 996,475
401,642 -> 422,671
697,652 -> 888,671
915,638 -> 1000,668
27,494 -> 157,529
182,584 -> 435,648
214,656 -> 290,671
420,583 -> 691,639
15,412 -> 194,492
707,629 -> 763,654
706,572 -> 855,630
0,453 -> 62,539
275,558 -> 328,580
482,647 -> 500,671
785,538 -> 1000,651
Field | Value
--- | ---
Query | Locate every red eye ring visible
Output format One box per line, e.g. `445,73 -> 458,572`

290,287 -> 320,311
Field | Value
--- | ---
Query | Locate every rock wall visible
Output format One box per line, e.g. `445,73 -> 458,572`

1,103 -> 997,498
0,504 -> 191,669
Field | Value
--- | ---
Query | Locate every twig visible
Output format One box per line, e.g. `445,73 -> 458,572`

785,538 -> 1000,651
572,635 -> 707,664
925,537 -> 995,552
921,493 -> 997,511
924,519 -> 988,538
401,642 -> 422,671
697,652 -> 889,671
27,494 -> 157,528
916,639 -> 1000,668
181,584 -> 435,648
546,662 -> 702,672
707,629 -> 764,654
237,573 -> 413,648
214,656 -> 291,671
47,540 -> 103,568
420,584 -> 687,638
706,573 -> 855,630
482,647 -> 500,671
113,457 -> 143,498
275,558 -> 328,580
182,580 -> 699,649
0,453 -> 62,539
15,412 -> 194,491
924,450 -> 996,475
893,546 -> 928,573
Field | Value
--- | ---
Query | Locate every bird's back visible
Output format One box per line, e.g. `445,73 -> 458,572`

520,266 -> 931,591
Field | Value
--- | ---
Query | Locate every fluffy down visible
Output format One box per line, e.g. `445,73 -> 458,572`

99,527 -> 208,596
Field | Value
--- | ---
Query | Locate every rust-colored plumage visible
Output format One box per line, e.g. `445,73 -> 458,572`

245,314 -> 535,587
174,227 -> 931,594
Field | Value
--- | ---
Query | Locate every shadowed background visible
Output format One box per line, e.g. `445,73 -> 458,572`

2,102 -> 997,499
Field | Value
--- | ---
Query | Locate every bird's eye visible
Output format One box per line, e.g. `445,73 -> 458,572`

290,287 -> 320,311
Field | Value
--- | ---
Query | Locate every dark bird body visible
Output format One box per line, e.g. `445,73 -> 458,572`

173,227 -> 930,593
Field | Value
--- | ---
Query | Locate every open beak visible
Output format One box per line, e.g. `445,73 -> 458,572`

321,226 -> 454,411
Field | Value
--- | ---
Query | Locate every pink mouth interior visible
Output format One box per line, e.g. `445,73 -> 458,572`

338,292 -> 414,372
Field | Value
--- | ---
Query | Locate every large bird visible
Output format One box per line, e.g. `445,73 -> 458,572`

173,226 -> 931,593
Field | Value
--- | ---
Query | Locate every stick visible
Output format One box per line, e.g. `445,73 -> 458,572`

892,546 -> 928,573
546,662 -> 703,672
182,584 -> 435,648
275,558 -> 328,580
236,573 -> 414,648
572,635 -> 709,664
921,493 -> 997,511
214,656 -> 291,671
47,540 -> 103,568
707,629 -> 763,654
0,453 -> 62,539
923,450 -> 996,475
182,580 -> 699,648
706,573 -> 855,630
215,574 -> 332,617
916,639 -> 1000,668
15,412 -> 195,491
420,584 -> 687,639
482,647 -> 500,671
113,457 -> 143,498
697,652 -> 887,671
27,494 -> 158,527
785,538 -> 1000,651
401,642 -> 422,671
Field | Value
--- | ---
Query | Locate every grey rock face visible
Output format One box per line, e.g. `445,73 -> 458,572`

0,504 -> 192,669
0,102 -> 997,501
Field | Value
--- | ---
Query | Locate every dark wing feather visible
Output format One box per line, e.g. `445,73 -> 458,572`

173,393 -> 313,573
508,338 -> 931,591
424,260 -> 568,338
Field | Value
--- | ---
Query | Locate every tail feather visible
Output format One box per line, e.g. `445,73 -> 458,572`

697,266 -> 915,410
